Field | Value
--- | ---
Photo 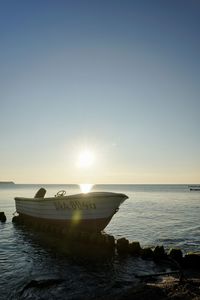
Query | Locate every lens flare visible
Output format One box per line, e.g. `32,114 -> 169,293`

71,210 -> 82,225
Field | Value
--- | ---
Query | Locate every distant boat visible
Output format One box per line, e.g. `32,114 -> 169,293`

14,188 -> 128,232
0,181 -> 15,185
189,185 -> 200,191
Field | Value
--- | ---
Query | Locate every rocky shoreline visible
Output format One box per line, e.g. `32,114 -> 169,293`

105,271 -> 200,300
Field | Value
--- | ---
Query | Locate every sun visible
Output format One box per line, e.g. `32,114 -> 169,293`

77,149 -> 95,168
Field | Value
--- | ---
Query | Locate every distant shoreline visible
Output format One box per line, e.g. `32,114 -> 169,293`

3,183 -> 199,185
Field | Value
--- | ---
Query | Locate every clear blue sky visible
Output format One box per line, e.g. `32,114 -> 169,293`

0,0 -> 199,183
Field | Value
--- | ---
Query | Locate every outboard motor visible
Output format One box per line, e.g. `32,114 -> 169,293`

34,188 -> 46,198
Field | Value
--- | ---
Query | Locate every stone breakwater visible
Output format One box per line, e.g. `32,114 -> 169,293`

11,214 -> 200,270
0,211 -> 6,222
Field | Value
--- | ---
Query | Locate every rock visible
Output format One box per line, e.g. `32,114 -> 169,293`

89,232 -> 98,244
105,234 -> 115,250
116,238 -> 129,255
129,241 -> 141,256
79,231 -> 90,243
141,247 -> 154,259
0,212 -> 6,222
20,278 -> 64,295
153,245 -> 166,259
12,216 -> 19,223
96,233 -> 107,245
168,248 -> 183,263
183,253 -> 200,269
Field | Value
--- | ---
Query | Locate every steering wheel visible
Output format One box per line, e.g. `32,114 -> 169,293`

56,190 -> 66,197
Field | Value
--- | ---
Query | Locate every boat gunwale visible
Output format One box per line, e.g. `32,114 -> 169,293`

15,192 -> 128,202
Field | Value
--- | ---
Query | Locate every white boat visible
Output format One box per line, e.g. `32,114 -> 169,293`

14,188 -> 128,232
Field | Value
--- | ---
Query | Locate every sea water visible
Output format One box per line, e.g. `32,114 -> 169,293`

0,184 -> 199,299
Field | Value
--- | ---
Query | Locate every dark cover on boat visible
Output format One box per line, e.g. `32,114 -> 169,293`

34,188 -> 46,198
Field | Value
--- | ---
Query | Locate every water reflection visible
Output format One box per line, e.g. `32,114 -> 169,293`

79,184 -> 94,193
6,222 -> 171,300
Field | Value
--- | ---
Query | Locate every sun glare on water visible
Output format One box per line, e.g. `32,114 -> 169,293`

80,184 -> 93,193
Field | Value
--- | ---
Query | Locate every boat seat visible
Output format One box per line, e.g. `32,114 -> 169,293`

34,188 -> 46,198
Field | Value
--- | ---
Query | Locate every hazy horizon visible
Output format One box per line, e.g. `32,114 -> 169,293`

0,181 -> 199,185
0,1 -> 199,184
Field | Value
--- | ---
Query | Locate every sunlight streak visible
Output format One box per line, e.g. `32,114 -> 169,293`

79,184 -> 93,193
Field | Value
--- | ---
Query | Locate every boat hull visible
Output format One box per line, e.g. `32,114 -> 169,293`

15,192 -> 128,232
15,213 -> 114,232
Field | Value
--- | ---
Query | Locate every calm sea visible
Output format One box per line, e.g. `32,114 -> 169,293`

0,184 -> 199,299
